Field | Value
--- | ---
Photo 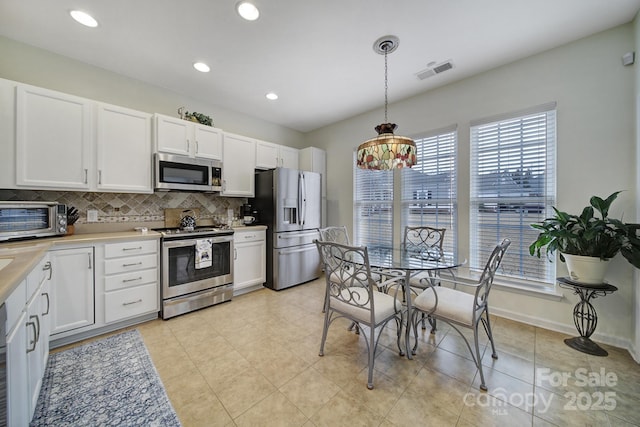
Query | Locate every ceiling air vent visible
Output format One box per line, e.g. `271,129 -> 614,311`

416,60 -> 454,80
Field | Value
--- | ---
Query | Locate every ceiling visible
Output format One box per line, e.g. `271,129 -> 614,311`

1,1 -> 639,133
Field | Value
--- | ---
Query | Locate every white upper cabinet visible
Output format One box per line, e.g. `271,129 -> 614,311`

14,84 -> 153,193
194,125 -> 223,159
16,85 -> 93,190
0,78 -> 17,189
255,139 -> 299,170
97,104 -> 152,193
155,113 -> 222,160
255,140 -> 279,169
222,132 -> 256,197
279,145 -> 299,169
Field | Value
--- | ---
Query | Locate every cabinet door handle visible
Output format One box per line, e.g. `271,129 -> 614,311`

98,170 -> 102,184
122,299 -> 143,306
195,140 -> 199,154
26,319 -> 37,353
122,276 -> 143,283
122,262 -> 143,267
122,246 -> 143,251
43,261 -> 52,280
88,253 -> 92,269
84,169 -> 88,184
186,139 -> 190,153
234,248 -> 237,260
42,291 -> 50,316
26,314 -> 40,352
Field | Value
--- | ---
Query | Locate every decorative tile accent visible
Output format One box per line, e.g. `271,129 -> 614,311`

0,189 -> 246,225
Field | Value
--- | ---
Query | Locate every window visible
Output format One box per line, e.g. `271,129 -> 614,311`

354,127 -> 458,257
401,127 -> 457,258
470,103 -> 556,285
353,166 -> 393,247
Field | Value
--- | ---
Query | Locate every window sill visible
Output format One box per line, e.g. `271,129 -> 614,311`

453,270 -> 564,301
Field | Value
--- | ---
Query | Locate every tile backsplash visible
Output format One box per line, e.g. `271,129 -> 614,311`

0,189 -> 246,225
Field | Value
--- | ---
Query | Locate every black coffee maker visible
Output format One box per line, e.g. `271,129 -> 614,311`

241,204 -> 256,225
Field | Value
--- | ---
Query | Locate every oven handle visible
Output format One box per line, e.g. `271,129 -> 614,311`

162,235 -> 233,248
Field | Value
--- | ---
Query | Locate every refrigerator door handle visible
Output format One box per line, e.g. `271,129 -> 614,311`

300,173 -> 306,226
277,230 -> 319,240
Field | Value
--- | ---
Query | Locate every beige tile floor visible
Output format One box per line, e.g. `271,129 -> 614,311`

99,277 -> 640,426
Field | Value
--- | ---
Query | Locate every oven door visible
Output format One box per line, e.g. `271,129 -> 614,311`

161,235 -> 233,299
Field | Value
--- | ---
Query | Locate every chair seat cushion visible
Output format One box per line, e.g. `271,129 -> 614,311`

331,287 -> 398,325
413,286 -> 474,326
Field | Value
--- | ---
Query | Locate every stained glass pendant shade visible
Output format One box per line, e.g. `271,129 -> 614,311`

357,36 -> 416,170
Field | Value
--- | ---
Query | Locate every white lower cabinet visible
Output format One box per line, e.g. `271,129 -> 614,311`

49,247 -> 95,335
103,239 -> 159,323
7,255 -> 52,426
7,306 -> 28,427
233,229 -> 266,294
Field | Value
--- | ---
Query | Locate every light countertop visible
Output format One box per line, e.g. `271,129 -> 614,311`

0,226 -> 269,305
0,230 -> 161,305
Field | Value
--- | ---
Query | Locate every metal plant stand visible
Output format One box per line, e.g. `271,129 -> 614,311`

557,277 -> 617,357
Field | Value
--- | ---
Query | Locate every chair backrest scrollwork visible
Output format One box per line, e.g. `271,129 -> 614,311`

475,238 -> 511,308
403,226 -> 446,261
318,226 -> 351,245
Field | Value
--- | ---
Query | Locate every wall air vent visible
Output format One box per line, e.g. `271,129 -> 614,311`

416,60 -> 454,80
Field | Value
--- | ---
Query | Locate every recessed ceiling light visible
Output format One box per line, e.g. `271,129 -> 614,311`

266,92 -> 278,100
193,62 -> 210,73
69,10 -> 98,28
236,2 -> 260,21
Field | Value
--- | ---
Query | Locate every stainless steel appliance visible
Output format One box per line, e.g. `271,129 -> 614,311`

252,168 -> 322,290
154,153 -> 222,192
157,227 -> 234,319
0,201 -> 67,242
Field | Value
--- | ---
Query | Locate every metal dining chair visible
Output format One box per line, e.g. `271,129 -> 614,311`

317,226 -> 387,310
411,238 -> 511,391
315,240 -> 405,389
403,226 -> 448,328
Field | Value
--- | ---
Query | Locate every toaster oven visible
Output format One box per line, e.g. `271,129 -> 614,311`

0,201 -> 67,242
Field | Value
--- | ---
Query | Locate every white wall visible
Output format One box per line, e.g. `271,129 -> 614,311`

634,13 -> 640,361
0,36 -> 305,147
306,24 -> 638,349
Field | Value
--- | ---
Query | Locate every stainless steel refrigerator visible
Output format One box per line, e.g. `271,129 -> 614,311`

252,168 -> 322,290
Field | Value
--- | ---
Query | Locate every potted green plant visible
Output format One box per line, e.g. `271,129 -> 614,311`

529,191 -> 640,284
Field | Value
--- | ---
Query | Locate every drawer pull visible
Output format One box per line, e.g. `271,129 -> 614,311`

122,262 -> 143,267
122,246 -> 143,251
122,276 -> 143,283
122,299 -> 143,306
245,235 -> 256,239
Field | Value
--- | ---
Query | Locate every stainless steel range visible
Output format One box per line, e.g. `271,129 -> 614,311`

156,226 -> 234,319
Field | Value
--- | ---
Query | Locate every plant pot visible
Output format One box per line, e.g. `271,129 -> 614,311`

562,254 -> 610,285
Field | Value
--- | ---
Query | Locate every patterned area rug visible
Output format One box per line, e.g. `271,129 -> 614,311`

30,329 -> 181,427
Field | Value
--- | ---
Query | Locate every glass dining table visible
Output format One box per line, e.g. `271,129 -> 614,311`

365,246 -> 465,359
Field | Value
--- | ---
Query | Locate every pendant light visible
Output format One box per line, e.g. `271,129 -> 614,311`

357,36 -> 416,170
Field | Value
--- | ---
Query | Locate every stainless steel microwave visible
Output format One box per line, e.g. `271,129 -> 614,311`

0,201 -> 67,242
154,153 -> 222,192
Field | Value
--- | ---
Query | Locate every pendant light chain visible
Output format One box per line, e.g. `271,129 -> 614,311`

384,45 -> 389,123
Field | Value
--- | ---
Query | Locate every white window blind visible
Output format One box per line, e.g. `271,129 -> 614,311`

353,164 -> 394,247
401,128 -> 457,259
470,104 -> 556,284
